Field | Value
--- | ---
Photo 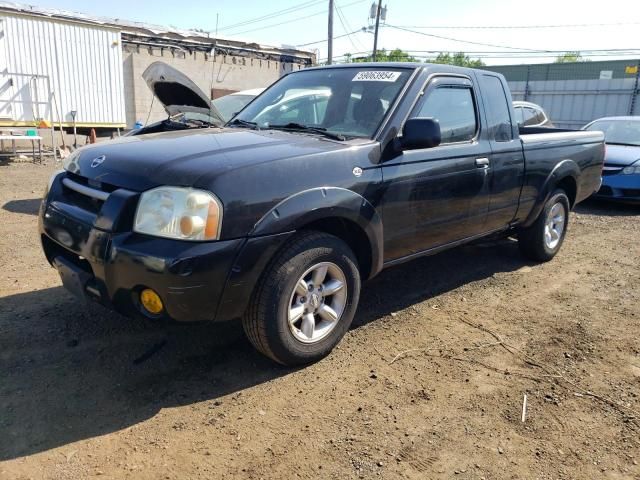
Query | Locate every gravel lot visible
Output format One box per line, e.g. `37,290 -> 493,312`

1,160 -> 639,479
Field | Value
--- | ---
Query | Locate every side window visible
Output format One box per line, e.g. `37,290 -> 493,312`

256,97 -> 311,124
522,107 -> 538,126
514,107 -> 524,125
279,99 -> 307,122
533,108 -> 546,125
480,75 -> 513,142
413,86 -> 477,144
345,84 -> 364,123
254,88 -> 331,126
313,96 -> 329,124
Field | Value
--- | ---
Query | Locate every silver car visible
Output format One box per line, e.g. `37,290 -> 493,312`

513,101 -> 554,128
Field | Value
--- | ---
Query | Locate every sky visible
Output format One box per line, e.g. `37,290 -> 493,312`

20,0 -> 640,65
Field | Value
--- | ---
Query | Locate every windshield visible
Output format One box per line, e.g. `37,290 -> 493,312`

585,119 -> 640,146
232,67 -> 413,138
213,94 -> 257,121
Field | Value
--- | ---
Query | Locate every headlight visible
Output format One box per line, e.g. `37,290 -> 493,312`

134,187 -> 223,241
622,162 -> 640,174
61,149 -> 81,173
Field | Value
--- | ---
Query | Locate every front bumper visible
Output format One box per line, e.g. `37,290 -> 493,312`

40,201 -> 243,321
39,172 -> 292,322
594,173 -> 640,203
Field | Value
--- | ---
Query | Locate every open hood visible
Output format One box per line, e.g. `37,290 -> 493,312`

142,61 -> 225,125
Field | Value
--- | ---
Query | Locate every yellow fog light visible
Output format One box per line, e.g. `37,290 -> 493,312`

140,289 -> 163,314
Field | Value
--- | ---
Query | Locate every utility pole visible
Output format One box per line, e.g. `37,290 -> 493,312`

327,0 -> 334,65
372,0 -> 383,61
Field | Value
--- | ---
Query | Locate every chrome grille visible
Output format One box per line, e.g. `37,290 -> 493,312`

62,177 -> 110,201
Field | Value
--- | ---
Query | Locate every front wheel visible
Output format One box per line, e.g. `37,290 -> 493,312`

518,189 -> 570,262
242,231 -> 361,366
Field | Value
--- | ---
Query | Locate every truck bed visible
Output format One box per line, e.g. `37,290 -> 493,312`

519,126 -> 580,135
519,128 -> 604,149
517,127 -> 605,214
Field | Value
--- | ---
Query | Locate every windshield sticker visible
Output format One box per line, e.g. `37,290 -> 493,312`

353,71 -> 401,82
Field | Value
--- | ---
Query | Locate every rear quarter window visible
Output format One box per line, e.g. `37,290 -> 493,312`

480,75 -> 513,142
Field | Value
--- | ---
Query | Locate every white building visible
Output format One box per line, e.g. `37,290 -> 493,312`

0,2 -> 315,133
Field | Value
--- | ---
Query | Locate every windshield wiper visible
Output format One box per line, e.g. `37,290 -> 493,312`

228,118 -> 260,130
186,118 -> 220,128
267,122 -> 346,141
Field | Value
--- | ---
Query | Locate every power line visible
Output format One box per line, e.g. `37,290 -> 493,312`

227,0 -> 367,37
229,8 -> 330,36
385,24 -> 551,52
336,1 -> 365,48
392,22 -> 640,30
334,1 -> 361,51
297,28 -> 364,47
218,0 -> 325,32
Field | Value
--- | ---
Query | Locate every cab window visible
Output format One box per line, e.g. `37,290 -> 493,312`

412,86 -> 477,144
479,75 -> 513,142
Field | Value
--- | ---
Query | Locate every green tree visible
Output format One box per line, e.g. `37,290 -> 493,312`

384,48 -> 420,62
341,49 -> 484,66
429,52 -> 485,68
554,51 -> 587,63
348,48 -> 420,63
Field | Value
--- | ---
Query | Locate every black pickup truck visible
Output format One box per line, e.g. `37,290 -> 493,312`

40,63 -> 604,365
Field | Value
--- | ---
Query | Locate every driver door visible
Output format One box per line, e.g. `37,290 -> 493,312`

381,76 -> 493,262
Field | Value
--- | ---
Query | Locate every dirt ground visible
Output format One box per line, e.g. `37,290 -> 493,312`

1,160 -> 639,480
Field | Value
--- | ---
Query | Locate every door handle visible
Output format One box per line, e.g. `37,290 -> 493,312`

475,158 -> 490,168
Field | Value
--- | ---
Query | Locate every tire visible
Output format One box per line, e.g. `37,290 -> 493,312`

518,189 -> 570,262
242,231 -> 361,366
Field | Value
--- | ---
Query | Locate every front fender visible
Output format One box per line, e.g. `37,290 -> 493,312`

522,159 -> 579,227
250,187 -> 384,278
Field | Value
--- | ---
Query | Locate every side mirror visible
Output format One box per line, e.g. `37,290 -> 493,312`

399,117 -> 441,151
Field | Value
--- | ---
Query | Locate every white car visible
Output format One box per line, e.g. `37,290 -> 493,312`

513,101 -> 554,128
127,62 -> 265,136
213,88 -> 264,121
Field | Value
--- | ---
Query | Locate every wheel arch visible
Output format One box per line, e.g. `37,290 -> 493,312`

556,175 -> 577,207
298,216 -> 375,280
522,159 -> 579,228
250,187 -> 384,279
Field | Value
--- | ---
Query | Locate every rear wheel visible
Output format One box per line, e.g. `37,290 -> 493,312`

518,189 -> 570,262
242,231 -> 361,366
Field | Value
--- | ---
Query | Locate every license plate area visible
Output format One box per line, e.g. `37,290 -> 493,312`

54,256 -> 93,301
